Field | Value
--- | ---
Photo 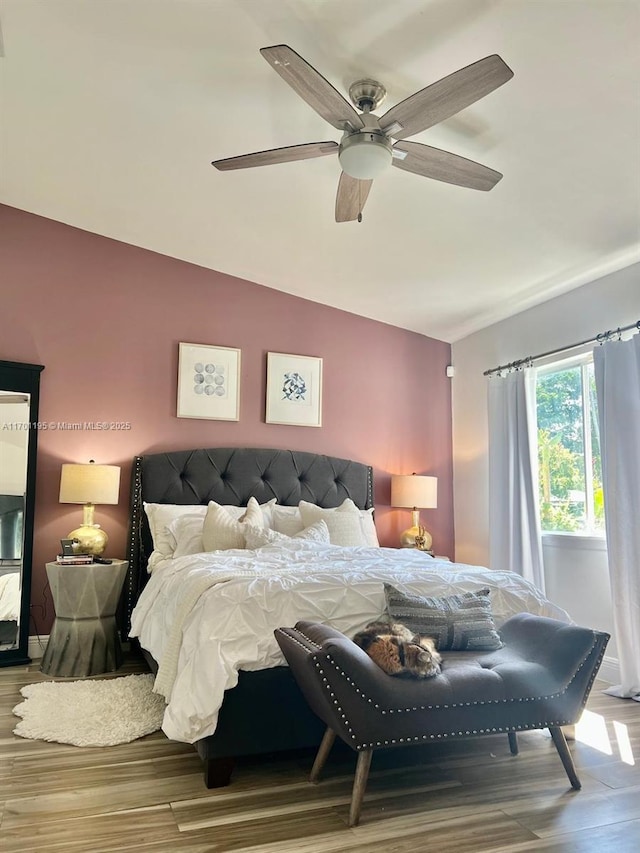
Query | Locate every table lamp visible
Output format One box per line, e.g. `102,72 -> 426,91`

391,473 -> 438,550
59,460 -> 121,555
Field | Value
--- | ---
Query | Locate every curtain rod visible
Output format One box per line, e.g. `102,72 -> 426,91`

483,319 -> 640,377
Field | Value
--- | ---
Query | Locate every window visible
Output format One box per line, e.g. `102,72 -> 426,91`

535,354 -> 603,535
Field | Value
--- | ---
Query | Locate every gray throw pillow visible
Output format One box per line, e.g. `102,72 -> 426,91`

384,585 -> 503,651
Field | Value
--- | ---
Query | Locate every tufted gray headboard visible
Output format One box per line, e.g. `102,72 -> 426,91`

123,447 -> 374,635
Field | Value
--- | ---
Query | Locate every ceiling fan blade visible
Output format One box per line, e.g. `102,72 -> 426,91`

261,45 -> 363,132
212,141 -> 338,171
335,172 -> 373,222
393,140 -> 502,191
380,55 -> 513,139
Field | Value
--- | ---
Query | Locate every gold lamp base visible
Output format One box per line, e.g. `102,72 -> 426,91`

68,504 -> 108,556
68,525 -> 108,556
400,525 -> 433,550
399,509 -> 433,550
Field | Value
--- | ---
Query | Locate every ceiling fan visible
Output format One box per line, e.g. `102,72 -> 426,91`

212,45 -> 513,223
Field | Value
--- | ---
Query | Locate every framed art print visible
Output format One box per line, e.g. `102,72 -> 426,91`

177,342 -> 241,420
266,352 -> 322,427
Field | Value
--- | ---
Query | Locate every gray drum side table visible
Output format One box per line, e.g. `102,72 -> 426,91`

41,559 -> 128,678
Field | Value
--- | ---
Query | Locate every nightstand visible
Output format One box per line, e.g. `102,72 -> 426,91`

40,559 -> 128,678
403,547 -> 451,561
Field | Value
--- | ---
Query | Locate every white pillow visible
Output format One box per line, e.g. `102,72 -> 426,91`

202,496 -> 264,551
271,505 -> 305,537
298,499 -> 368,547
358,507 -> 380,548
298,498 -> 379,547
244,520 -> 330,549
144,503 -> 207,563
144,499 -> 276,559
168,514 -> 207,558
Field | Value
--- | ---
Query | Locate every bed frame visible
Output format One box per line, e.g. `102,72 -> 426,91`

124,446 -> 374,787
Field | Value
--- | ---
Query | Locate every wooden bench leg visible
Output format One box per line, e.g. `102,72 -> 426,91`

508,731 -> 519,755
310,727 -> 337,784
349,748 -> 373,828
549,726 -> 581,790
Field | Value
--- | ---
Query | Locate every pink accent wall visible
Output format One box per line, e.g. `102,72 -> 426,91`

0,204 -> 453,633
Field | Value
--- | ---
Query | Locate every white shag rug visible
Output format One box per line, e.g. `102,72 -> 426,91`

12,673 -> 166,747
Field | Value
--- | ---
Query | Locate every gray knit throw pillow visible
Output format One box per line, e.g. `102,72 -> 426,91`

384,585 -> 503,651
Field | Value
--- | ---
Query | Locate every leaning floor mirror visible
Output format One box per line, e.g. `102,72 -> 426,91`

0,359 -> 44,666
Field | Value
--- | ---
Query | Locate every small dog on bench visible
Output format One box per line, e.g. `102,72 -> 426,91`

353,621 -> 442,678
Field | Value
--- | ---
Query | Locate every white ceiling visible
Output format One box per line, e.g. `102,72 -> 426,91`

1,0 -> 639,342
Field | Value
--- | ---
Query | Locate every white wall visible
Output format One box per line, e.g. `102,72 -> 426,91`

451,261 -> 640,675
542,533 -> 614,631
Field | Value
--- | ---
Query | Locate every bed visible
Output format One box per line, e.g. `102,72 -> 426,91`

125,447 -> 569,787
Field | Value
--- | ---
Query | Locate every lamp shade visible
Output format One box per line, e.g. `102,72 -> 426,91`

59,462 -> 121,505
391,474 -> 437,509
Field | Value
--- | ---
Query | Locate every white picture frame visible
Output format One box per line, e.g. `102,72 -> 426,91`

266,352 -> 323,427
177,342 -> 241,421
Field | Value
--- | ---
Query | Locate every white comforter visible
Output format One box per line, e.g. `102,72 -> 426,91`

129,542 -> 569,744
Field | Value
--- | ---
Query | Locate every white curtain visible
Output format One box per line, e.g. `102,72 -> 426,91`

488,369 -> 545,592
594,334 -> 640,700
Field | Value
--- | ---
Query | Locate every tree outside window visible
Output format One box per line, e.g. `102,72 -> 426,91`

536,357 -> 604,534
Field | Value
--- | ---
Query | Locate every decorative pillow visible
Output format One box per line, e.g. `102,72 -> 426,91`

298,499 -> 379,547
244,520 -> 330,550
202,497 -> 264,551
384,585 -> 503,651
242,497 -> 276,529
298,499 -> 368,547
224,498 -> 276,527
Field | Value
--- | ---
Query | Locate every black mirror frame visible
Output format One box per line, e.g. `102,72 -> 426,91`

0,359 -> 44,667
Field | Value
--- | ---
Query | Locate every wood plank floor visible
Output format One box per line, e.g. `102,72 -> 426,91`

1,653 -> 639,852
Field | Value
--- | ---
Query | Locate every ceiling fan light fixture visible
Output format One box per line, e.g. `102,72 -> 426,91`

338,133 -> 392,180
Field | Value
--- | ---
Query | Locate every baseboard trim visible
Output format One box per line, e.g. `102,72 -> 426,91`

28,635 -> 49,660
598,654 -> 619,686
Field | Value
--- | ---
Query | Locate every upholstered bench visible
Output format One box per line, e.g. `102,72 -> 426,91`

275,613 -> 609,826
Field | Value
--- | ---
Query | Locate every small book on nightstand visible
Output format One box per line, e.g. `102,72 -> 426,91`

55,554 -> 94,565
